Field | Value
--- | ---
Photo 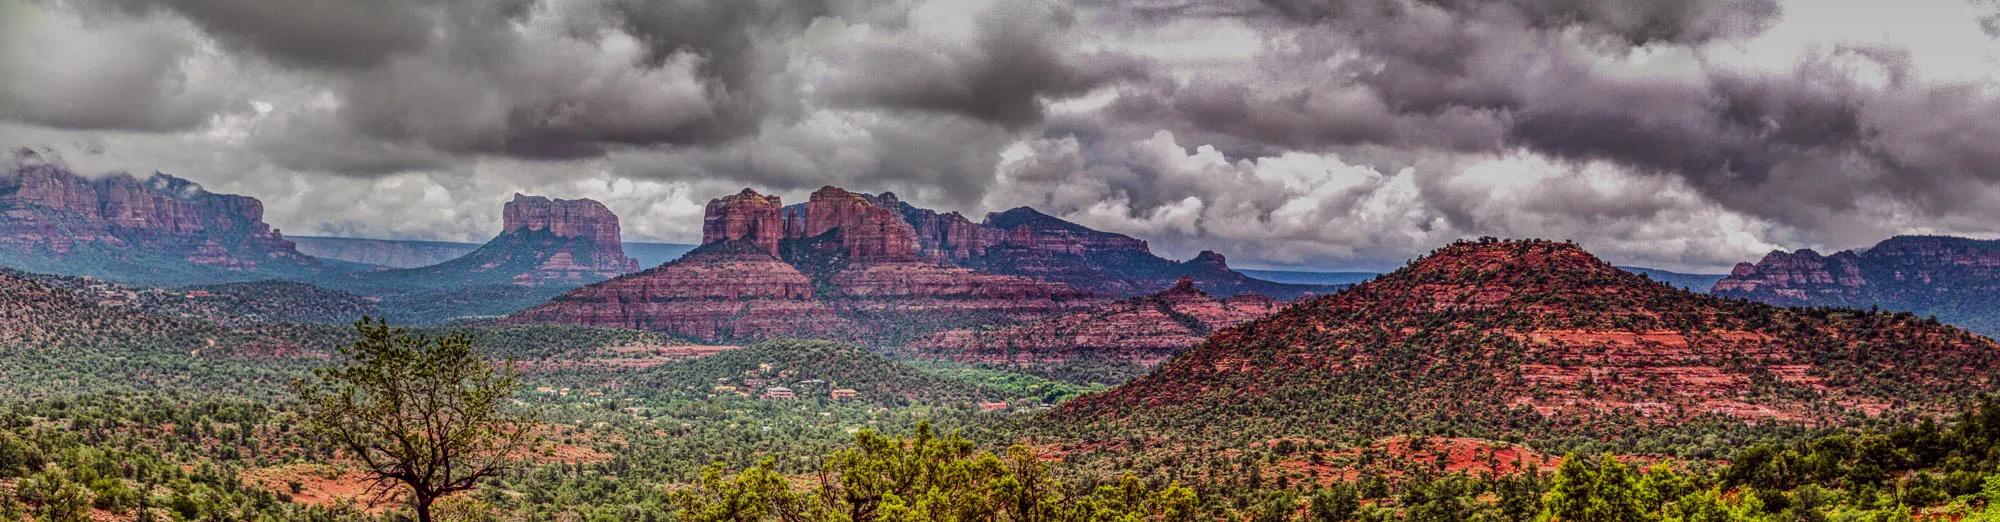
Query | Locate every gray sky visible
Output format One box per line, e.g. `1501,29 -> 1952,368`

5,0 -> 2000,272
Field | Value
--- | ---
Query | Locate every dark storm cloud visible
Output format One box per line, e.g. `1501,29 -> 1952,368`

1092,0 -> 2000,236
1256,0 -> 1781,44
821,0 -> 1155,128
314,0 -> 828,163
0,0 -> 242,132
116,0 -> 435,70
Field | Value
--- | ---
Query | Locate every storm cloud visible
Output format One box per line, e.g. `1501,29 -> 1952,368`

3,0 -> 1998,271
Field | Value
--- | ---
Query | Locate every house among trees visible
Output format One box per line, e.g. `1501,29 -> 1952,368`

977,401 -> 1009,412
762,387 -> 796,400
830,389 -> 857,400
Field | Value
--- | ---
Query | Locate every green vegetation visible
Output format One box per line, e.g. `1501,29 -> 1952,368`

293,319 -> 544,522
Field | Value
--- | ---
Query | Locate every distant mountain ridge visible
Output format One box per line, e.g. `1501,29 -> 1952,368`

1714,235 -> 2000,337
292,236 -> 480,268
1618,266 -> 1726,293
293,237 -> 695,269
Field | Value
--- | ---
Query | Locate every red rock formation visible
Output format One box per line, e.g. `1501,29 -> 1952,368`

380,194 -> 640,287
0,150 -> 314,270
702,189 -> 785,258
1711,249 -> 1865,301
1713,236 -> 2000,336
906,276 -> 1283,367
823,261 -> 1097,327
501,194 -> 638,273
1055,239 -> 2000,432
784,187 -> 920,262
983,207 -> 1151,255
511,241 -> 850,341
516,186 -> 1100,342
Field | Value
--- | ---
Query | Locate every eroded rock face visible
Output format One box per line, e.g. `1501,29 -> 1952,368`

511,241 -> 850,341
906,276 -> 1284,367
515,186 -> 1104,342
785,187 -> 919,262
500,194 -> 638,274
702,189 -> 785,257
1713,236 -> 2000,336
0,150 -> 314,270
505,194 -> 628,260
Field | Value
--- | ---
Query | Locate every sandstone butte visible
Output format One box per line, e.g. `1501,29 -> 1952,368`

905,276 -> 1284,367
513,187 -> 1100,342
0,147 -> 314,270
382,194 -> 639,286
1053,239 -> 2000,435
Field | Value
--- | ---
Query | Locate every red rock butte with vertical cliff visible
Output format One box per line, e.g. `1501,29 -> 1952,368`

0,148 -> 314,271
515,187 -> 1105,343
499,193 -> 639,274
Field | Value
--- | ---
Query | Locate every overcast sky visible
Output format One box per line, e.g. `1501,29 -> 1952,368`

5,0 -> 2000,272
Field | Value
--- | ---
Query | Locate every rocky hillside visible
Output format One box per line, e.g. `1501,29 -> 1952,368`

905,276 -> 1283,369
20,271 -> 379,327
1052,239 -> 2000,442
1713,235 -> 2000,337
514,188 -> 1097,343
0,148 -> 320,283
0,268 -> 314,395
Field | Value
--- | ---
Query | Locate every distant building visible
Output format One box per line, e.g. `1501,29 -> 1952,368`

977,402 -> 1009,412
185,290 -> 214,298
714,385 -> 738,394
762,387 -> 797,400
830,389 -> 858,400
744,378 -> 768,387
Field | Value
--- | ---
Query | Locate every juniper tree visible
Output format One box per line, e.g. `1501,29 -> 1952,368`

292,318 -> 542,522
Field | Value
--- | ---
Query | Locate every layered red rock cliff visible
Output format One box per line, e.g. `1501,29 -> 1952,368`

906,276 -> 1284,367
515,187 -> 1098,342
702,189 -> 785,257
511,240 -> 850,340
0,148 -> 314,271
783,187 -> 920,262
370,194 -> 639,288
1713,236 -> 2000,336
500,194 -> 639,274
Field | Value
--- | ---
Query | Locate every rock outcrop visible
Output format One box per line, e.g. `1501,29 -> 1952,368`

1713,235 -> 2000,336
362,194 -> 638,287
514,187 -> 1100,342
702,189 -> 785,257
511,241 -> 850,341
0,148 -> 316,274
504,194 -> 631,262
784,187 -> 920,262
906,276 -> 1285,368
499,194 -> 638,274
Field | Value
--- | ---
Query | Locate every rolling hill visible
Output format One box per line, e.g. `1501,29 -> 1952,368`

1051,239 -> 2000,443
